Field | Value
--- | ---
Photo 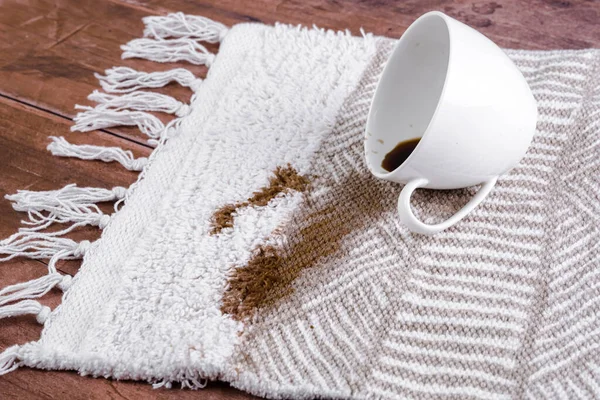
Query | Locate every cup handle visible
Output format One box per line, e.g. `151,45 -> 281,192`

397,176 -> 499,235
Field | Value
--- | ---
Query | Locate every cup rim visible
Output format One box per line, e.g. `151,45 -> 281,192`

365,11 -> 453,180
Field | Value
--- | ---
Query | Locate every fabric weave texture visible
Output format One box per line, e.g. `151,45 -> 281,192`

2,16 -> 600,400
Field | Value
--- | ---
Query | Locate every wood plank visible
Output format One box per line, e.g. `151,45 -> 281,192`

2,368 -> 258,400
129,0 -> 600,49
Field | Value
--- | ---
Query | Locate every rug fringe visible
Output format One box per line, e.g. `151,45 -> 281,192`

152,376 -> 208,390
95,67 -> 203,93
48,136 -> 148,171
121,12 -> 228,66
72,106 -> 165,139
0,273 -> 69,307
152,379 -> 173,389
6,183 -> 126,234
181,377 -> 208,390
143,12 -> 228,42
18,204 -> 110,234
0,12 -> 227,379
0,233 -> 90,262
122,37 -> 216,66
0,345 -> 20,375
0,300 -> 51,324
0,248 -> 73,319
89,90 -> 191,117
7,184 -> 126,211
0,235 -> 87,324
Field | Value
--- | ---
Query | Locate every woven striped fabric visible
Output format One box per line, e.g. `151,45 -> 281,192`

228,44 -> 600,399
1,13 -> 599,399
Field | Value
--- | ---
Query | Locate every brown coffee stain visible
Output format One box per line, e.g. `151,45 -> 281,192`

221,172 -> 392,321
220,206 -> 341,319
211,204 -> 238,234
210,164 -> 310,235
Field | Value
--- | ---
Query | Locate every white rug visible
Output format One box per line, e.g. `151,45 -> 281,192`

1,12 -> 600,400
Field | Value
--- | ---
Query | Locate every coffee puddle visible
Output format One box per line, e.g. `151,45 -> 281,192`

381,137 -> 420,172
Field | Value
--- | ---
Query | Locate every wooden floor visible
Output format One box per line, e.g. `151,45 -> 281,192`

1,0 -> 599,398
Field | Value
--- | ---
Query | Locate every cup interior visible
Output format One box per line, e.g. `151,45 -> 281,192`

366,13 -> 450,176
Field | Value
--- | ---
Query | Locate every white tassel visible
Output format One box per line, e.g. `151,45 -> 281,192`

0,252 -> 76,375
88,90 -> 191,117
95,67 -> 203,93
0,232 -> 90,262
48,136 -> 148,171
152,379 -> 172,389
19,204 -> 111,235
181,377 -> 208,389
0,249 -> 73,316
6,183 -> 123,234
47,249 -> 73,275
72,106 -> 165,139
121,38 -> 216,66
0,300 -> 51,324
6,184 -> 126,212
0,345 -> 20,375
143,12 -> 228,43
0,273 -> 70,306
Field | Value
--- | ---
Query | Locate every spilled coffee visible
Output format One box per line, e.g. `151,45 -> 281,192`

381,138 -> 420,172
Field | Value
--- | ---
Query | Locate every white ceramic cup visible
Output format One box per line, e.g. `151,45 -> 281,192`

365,11 -> 537,235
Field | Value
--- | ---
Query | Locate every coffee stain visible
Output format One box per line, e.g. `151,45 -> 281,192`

221,172 -> 392,321
221,206 -> 339,320
210,164 -> 310,235
211,204 -> 238,234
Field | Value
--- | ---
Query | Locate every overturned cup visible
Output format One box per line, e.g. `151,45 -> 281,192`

365,11 -> 537,235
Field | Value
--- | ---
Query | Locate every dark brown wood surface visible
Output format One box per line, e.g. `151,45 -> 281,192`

0,0 -> 599,398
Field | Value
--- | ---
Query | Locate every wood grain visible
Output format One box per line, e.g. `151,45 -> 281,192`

0,0 -> 600,398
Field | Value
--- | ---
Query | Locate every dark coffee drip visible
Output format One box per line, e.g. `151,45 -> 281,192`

381,138 -> 420,172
